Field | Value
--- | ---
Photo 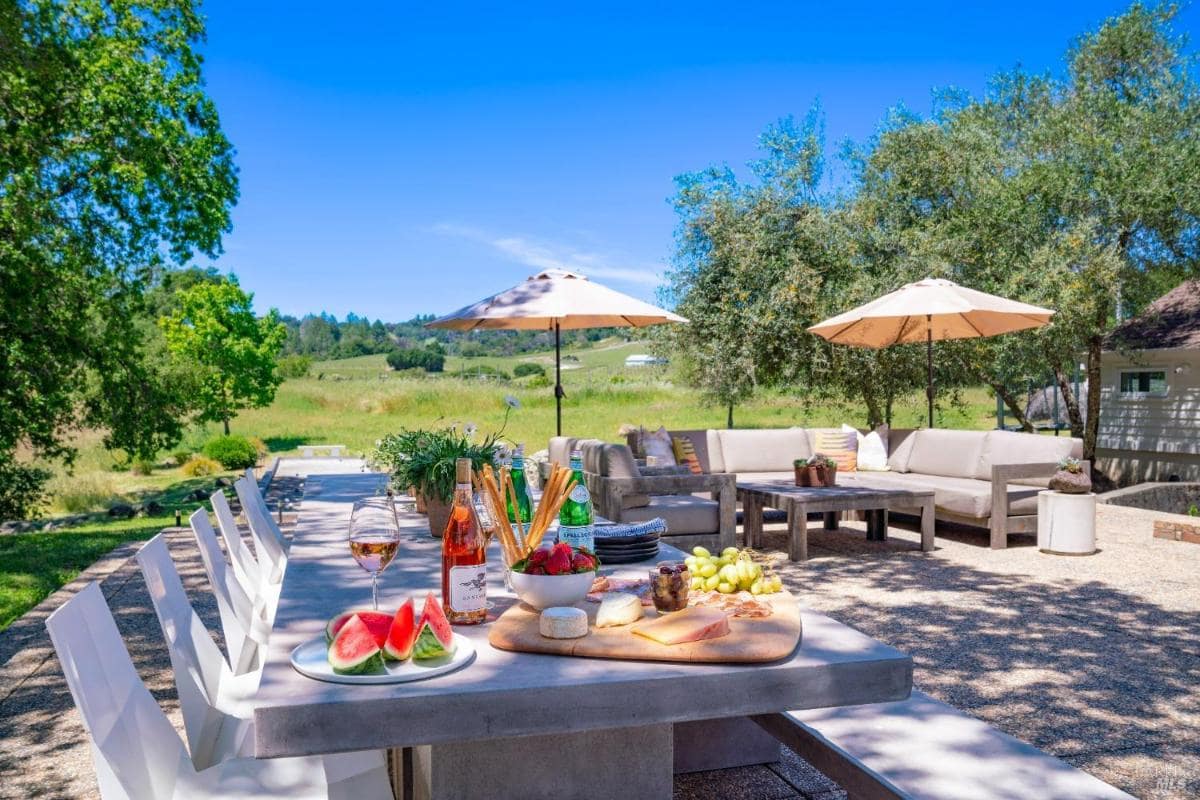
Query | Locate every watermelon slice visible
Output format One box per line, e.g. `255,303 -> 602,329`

413,593 -> 456,661
325,608 -> 393,647
383,598 -> 417,662
327,614 -> 385,675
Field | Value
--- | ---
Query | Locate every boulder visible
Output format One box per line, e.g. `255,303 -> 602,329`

187,488 -> 209,501
108,503 -> 136,519
215,476 -> 233,488
142,500 -> 165,516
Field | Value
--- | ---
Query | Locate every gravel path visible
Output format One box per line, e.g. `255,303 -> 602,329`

2,464 -> 1194,799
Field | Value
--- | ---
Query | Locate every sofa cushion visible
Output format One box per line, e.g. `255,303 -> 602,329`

705,430 -> 724,473
886,429 -> 917,472
548,436 -> 603,468
618,494 -> 719,535
977,430 -> 1081,482
847,472 -> 1041,519
904,429 -> 987,479
581,442 -> 650,509
715,428 -> 812,474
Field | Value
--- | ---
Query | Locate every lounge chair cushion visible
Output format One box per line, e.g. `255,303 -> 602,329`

904,429 -> 988,479
581,443 -> 650,509
886,429 -> 918,472
618,494 -> 719,535
715,428 -> 812,474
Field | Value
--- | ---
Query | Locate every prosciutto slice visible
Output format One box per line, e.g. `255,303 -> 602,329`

631,606 -> 730,645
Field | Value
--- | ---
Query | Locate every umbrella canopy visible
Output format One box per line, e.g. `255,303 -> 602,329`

808,278 -> 1054,427
427,269 -> 686,434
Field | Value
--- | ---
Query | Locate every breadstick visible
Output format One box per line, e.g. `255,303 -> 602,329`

484,474 -> 519,564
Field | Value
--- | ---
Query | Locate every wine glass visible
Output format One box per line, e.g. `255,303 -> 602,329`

348,498 -> 400,609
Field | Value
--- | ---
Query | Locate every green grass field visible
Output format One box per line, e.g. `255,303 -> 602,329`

1,337 -> 999,630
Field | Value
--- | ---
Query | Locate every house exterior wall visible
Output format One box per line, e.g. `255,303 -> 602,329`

1097,347 -> 1200,485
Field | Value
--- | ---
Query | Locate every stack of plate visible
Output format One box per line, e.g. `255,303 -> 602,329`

593,530 -> 660,564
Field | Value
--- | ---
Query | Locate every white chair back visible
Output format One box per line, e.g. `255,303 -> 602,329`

189,509 -> 262,675
45,582 -> 190,800
136,535 -> 249,771
209,490 -> 263,598
235,477 -> 288,581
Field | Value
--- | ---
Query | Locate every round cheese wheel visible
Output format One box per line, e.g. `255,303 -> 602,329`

539,606 -> 588,639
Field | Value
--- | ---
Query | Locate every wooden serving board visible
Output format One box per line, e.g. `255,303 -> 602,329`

488,591 -> 802,664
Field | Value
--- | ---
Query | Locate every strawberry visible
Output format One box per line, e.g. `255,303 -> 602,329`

546,545 -> 572,575
571,552 -> 595,572
528,548 -> 550,566
525,564 -> 546,575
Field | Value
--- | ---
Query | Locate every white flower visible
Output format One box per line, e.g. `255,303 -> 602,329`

464,423 -> 478,438
504,394 -> 521,409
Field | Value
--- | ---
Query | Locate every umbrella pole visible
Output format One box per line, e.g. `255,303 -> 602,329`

554,320 -> 563,436
926,314 -> 934,429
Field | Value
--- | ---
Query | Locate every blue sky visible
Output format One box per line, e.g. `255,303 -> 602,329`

198,1 -> 1197,321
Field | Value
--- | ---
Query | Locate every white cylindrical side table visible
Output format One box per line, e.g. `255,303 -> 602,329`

1037,490 -> 1097,555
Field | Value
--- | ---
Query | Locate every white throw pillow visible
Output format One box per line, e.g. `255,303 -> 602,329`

855,424 -> 891,472
642,426 -> 677,466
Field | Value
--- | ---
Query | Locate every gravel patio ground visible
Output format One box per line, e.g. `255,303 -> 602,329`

1,462 -> 1195,799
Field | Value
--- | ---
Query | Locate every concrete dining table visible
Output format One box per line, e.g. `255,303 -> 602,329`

250,473 -> 913,799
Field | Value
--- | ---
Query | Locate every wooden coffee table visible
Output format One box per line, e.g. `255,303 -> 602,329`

738,481 -> 935,561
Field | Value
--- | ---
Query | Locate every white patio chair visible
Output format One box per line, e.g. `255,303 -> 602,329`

209,489 -> 265,597
236,473 -> 290,556
189,509 -> 269,675
136,534 -> 262,768
46,582 -> 393,800
234,477 -> 288,584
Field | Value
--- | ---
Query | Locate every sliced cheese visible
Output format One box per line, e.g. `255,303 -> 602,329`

631,606 -> 730,645
595,592 -> 643,628
539,606 -> 588,639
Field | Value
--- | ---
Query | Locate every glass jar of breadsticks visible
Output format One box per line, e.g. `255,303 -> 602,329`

478,461 -> 579,581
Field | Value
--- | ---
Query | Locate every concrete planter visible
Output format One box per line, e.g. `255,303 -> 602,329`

425,494 -> 452,539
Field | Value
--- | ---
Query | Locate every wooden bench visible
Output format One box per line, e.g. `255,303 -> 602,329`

752,691 -> 1133,800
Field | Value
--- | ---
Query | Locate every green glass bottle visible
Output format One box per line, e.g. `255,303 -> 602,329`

558,450 -> 593,552
506,445 -> 533,526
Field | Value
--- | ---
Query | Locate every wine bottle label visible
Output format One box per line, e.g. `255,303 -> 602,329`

559,524 -> 594,553
449,564 -> 487,612
568,483 -> 590,503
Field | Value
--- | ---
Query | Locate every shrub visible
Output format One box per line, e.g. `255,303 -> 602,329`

170,450 -> 193,467
386,347 -> 445,372
277,354 -> 312,379
202,435 -> 259,469
0,461 -> 51,519
181,455 -> 222,477
247,436 -> 270,461
527,374 -> 552,389
513,362 -> 545,378
130,458 -> 156,476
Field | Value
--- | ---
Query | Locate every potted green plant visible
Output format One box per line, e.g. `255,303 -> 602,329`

793,458 -> 811,487
375,428 -> 499,536
812,454 -> 838,487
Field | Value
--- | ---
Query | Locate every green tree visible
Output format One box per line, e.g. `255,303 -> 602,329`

0,0 -> 237,515
161,278 -> 286,435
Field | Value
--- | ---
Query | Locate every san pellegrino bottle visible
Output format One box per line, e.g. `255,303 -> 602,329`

441,458 -> 487,625
506,445 -> 533,527
558,449 -> 594,552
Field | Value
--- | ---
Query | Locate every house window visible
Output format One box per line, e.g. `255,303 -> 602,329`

1119,369 -> 1168,397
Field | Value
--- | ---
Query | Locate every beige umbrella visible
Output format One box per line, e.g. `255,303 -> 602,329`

808,277 -> 1054,427
427,269 -> 686,434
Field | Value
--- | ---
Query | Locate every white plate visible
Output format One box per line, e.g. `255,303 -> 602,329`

290,632 -> 476,685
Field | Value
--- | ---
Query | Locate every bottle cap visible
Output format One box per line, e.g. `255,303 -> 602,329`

455,458 -> 472,484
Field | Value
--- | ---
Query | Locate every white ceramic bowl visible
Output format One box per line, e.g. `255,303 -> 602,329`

508,569 -> 595,610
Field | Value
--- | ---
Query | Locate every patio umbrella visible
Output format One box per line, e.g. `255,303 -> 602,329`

808,278 -> 1054,428
426,269 -> 686,435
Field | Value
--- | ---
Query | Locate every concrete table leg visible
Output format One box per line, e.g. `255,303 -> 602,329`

674,717 -> 781,773
920,499 -> 935,551
410,723 -> 673,800
788,502 -> 808,561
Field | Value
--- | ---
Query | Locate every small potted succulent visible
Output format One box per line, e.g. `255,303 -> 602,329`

1049,456 -> 1091,494
812,454 -> 838,487
793,458 -> 811,486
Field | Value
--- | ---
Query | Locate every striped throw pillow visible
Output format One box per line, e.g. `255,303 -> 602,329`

813,427 -> 858,472
671,436 -> 704,475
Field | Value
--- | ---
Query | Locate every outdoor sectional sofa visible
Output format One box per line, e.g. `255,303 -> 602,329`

594,427 -> 1084,549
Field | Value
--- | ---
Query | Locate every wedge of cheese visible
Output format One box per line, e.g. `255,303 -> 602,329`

631,606 -> 730,645
596,592 -> 643,628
